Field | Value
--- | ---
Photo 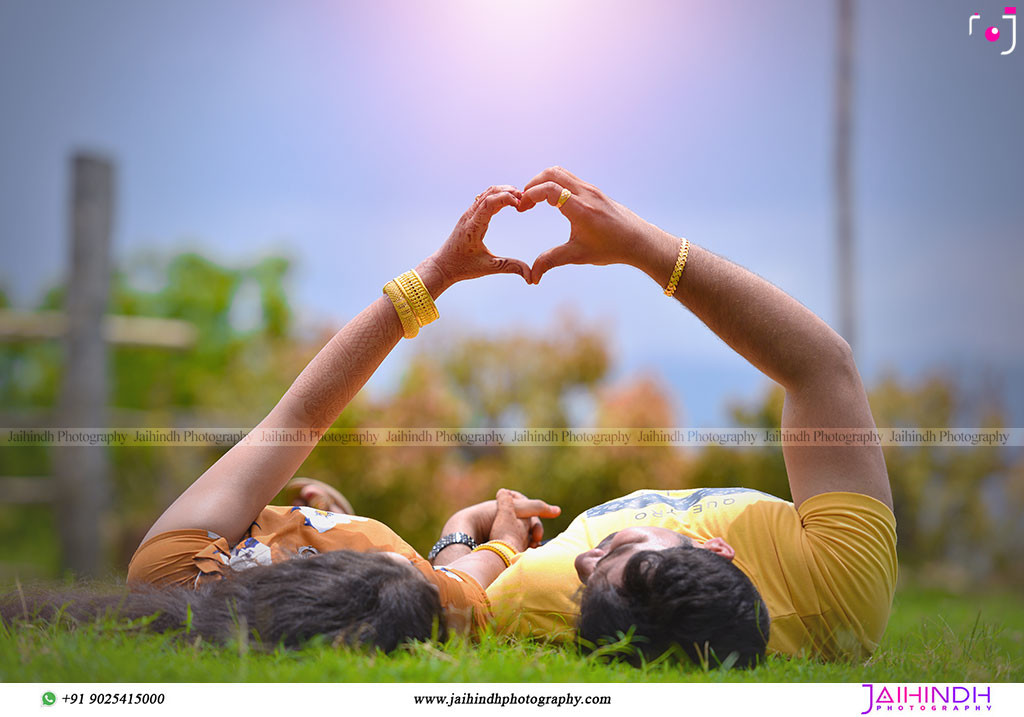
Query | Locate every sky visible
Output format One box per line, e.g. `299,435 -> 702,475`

1,0 -> 1022,426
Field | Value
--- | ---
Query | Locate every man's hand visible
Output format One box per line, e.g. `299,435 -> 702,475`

517,167 -> 669,285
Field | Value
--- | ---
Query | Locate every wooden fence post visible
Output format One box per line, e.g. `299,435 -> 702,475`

52,153 -> 114,578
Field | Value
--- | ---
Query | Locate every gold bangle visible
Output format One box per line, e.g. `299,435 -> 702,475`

394,269 -> 440,327
485,540 -> 519,557
664,237 -> 690,297
472,540 -> 518,568
382,280 -> 420,338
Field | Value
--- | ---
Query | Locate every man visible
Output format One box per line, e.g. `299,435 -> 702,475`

458,167 -> 897,667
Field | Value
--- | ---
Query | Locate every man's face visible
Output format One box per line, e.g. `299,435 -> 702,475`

573,528 -> 695,586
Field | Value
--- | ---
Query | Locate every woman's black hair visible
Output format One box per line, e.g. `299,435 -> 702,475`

2,550 -> 447,653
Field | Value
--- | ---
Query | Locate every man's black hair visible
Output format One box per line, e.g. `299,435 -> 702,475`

2,550 -> 446,653
577,546 -> 769,668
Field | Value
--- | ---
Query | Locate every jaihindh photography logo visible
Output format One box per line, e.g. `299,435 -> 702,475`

860,684 -> 993,713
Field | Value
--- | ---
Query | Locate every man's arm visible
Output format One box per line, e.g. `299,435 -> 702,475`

521,167 -> 892,511
639,240 -> 891,511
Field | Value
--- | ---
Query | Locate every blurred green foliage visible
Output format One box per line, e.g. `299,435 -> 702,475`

1,251 -> 1021,586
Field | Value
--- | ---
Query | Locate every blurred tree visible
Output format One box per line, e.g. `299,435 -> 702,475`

1004,457 -> 1024,584
440,315 -> 609,426
869,373 -> 1015,582
688,386 -> 792,500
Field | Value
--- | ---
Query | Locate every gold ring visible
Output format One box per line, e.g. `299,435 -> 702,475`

556,187 -> 571,209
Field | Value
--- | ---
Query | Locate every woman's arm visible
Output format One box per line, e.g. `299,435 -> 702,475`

143,185 -> 531,546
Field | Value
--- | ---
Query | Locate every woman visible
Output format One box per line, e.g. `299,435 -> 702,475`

120,185 -> 559,651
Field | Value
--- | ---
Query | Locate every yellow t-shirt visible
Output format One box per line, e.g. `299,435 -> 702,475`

485,488 -> 896,659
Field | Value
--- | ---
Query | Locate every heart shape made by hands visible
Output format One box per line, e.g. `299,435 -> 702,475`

434,167 -> 646,288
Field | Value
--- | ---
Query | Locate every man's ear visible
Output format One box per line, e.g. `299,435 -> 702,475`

701,537 -> 736,561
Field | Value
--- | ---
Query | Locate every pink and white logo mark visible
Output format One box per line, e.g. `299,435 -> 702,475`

970,7 -> 1017,55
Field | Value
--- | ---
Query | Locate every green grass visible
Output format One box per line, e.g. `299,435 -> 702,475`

1,583 -> 1022,682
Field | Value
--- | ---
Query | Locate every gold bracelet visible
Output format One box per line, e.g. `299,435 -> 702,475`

394,269 -> 440,327
664,237 -> 690,297
382,280 -> 420,338
472,540 -> 518,568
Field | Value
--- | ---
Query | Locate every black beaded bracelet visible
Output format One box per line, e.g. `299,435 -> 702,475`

427,532 -> 479,561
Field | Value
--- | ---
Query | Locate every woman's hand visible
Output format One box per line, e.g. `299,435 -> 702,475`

419,185 -> 533,292
517,166 -> 677,286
